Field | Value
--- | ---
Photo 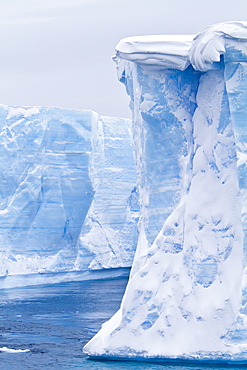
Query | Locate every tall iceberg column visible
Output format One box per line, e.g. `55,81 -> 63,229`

84,22 -> 247,362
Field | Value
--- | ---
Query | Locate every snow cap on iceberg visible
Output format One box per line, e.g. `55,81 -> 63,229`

115,35 -> 194,70
114,21 -> 247,72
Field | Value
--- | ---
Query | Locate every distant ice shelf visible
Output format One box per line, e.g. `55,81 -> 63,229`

0,105 -> 139,280
84,21 -> 247,363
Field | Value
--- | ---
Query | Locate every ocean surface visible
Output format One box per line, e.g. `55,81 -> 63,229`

0,273 -> 245,369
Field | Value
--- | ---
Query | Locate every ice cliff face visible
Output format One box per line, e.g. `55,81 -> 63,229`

0,105 -> 138,277
84,22 -> 247,362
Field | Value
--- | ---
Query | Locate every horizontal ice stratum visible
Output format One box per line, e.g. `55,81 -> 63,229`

84,22 -> 247,363
0,106 -> 138,278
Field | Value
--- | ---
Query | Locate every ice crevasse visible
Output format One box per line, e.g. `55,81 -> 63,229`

0,106 -> 139,281
84,22 -> 247,363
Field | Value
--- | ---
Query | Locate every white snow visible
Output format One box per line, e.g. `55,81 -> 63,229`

115,34 -> 194,70
6,106 -> 40,119
114,21 -> 247,72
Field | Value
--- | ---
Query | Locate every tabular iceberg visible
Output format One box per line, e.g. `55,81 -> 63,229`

0,105 -> 138,279
84,22 -> 247,363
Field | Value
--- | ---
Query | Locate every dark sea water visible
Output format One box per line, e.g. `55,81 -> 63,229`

0,274 -> 245,369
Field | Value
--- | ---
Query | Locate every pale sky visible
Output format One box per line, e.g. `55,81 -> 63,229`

0,0 -> 246,118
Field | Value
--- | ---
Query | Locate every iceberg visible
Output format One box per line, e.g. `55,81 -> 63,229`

0,105 -> 138,279
84,22 -> 247,363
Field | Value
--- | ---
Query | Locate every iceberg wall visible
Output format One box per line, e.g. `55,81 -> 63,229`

84,22 -> 247,363
0,105 -> 138,278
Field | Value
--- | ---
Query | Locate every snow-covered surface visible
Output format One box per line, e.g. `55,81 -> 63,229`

189,21 -> 247,71
84,22 -> 247,362
0,105 -> 138,279
115,35 -> 194,70
115,21 -> 247,72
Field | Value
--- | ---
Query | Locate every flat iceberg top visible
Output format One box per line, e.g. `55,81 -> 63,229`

115,21 -> 247,71
115,35 -> 194,70
116,35 -> 194,55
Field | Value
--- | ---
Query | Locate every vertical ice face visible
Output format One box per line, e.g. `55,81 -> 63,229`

0,106 -> 138,277
224,41 -> 247,262
75,115 -> 139,270
223,38 -> 247,317
84,22 -> 247,361
122,63 -> 201,272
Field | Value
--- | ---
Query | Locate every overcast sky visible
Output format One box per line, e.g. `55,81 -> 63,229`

0,0 -> 247,118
